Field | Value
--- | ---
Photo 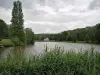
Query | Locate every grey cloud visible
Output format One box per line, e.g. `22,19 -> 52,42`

0,0 -> 13,9
0,0 -> 100,33
89,0 -> 100,10
24,21 -> 69,33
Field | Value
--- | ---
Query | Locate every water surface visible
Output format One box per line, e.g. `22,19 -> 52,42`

0,42 -> 100,59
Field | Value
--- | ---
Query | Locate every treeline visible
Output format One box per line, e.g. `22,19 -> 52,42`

0,1 -> 34,47
35,23 -> 100,43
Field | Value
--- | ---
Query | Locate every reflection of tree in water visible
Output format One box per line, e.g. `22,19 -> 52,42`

12,46 -> 25,60
14,46 -> 25,54
0,46 -> 25,60
0,48 -> 4,59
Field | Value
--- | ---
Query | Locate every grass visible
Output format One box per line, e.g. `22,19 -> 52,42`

0,47 -> 100,75
0,39 -> 14,47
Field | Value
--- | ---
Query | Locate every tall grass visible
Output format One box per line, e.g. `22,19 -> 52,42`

0,47 -> 100,75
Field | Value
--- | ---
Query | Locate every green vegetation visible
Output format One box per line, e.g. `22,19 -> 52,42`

0,1 -> 35,47
0,19 -> 8,38
0,39 -> 14,47
0,47 -> 100,75
25,28 -> 35,45
35,23 -> 100,43
95,24 -> 100,43
10,1 -> 25,45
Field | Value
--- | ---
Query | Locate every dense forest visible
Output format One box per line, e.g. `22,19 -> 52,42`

35,23 -> 100,43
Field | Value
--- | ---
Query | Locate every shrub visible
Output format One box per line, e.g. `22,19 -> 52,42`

11,37 -> 24,46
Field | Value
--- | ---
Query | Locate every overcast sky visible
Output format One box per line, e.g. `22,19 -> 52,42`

0,0 -> 100,34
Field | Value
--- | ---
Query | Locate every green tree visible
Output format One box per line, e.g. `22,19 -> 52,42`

0,19 -> 8,38
84,34 -> 89,43
70,32 -> 77,42
25,28 -> 35,44
85,27 -> 96,43
61,31 -> 68,41
96,23 -> 100,43
10,1 -> 25,45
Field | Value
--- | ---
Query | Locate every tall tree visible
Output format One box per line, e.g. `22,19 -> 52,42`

10,1 -> 25,45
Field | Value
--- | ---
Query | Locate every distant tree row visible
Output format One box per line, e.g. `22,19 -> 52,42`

35,23 -> 100,43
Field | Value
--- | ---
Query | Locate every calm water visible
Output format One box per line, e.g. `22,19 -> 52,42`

0,42 -> 100,59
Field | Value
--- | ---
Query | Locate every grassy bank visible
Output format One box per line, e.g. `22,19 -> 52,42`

0,39 -> 14,47
0,47 -> 100,75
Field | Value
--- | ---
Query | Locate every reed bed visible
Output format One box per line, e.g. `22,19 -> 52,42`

0,47 -> 100,75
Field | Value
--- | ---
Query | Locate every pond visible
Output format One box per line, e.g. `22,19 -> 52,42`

0,42 -> 100,59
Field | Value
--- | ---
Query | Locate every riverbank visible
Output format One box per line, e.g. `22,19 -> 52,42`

0,39 -> 35,48
0,47 -> 100,75
0,39 -> 99,48
36,40 -> 100,45
0,39 -> 14,47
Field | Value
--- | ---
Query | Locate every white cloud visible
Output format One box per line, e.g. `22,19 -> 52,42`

0,7 -> 11,24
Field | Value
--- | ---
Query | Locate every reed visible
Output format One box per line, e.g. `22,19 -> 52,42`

0,47 -> 100,75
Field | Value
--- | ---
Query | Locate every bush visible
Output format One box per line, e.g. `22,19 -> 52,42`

25,28 -> 35,45
0,39 -> 14,47
11,37 -> 24,46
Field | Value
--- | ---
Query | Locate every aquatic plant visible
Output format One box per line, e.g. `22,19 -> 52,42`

0,47 -> 100,75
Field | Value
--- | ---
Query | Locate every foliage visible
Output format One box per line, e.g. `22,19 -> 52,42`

10,1 -> 25,45
35,23 -> 100,43
25,28 -> 35,44
0,47 -> 100,75
95,23 -> 100,43
0,39 -> 14,47
0,19 -> 8,38
11,37 -> 24,46
35,34 -> 56,41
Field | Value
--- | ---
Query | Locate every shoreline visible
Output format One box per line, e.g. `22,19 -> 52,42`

35,40 -> 100,45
